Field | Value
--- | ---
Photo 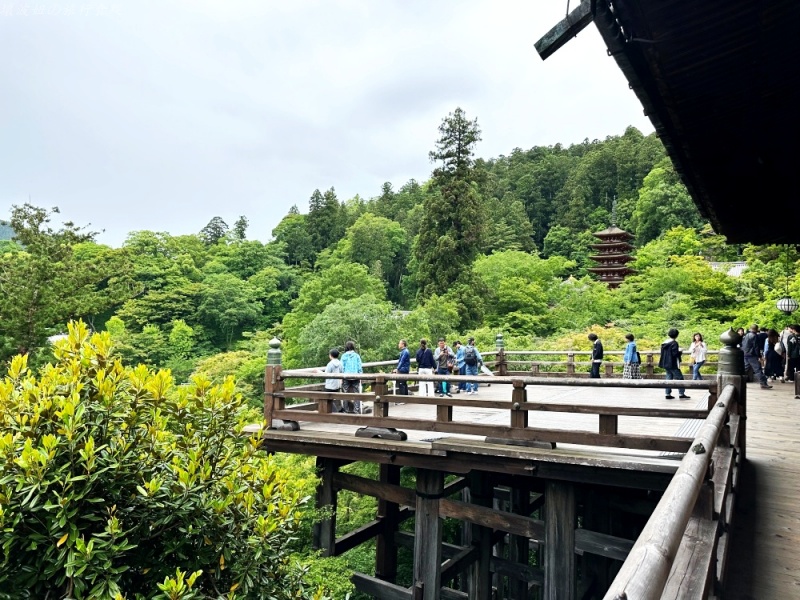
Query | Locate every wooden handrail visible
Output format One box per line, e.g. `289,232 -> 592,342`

602,384 -> 735,600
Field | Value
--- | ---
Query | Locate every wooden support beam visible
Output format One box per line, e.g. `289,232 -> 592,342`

544,481 -> 577,600
661,517 -> 719,599
574,529 -> 634,562
313,457 -> 339,556
333,470 -> 415,507
414,469 -> 444,600
534,0 -> 594,60
490,556 -> 544,586
439,496 -> 545,541
377,464 -> 402,582
352,572 -> 412,600
335,517 -> 386,556
441,544 -> 479,583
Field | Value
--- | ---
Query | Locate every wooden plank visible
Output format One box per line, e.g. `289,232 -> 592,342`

661,517 -> 719,599
439,496 -> 545,542
260,430 -> 446,456
272,409 -> 694,453
544,481 -> 577,600
574,528 -> 634,562
711,446 -> 734,520
534,0 -> 595,60
440,588 -> 469,600
338,395 -> 708,418
430,438 -> 681,474
352,572 -> 411,600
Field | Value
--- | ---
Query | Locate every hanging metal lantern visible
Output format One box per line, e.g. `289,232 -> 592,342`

777,297 -> 799,316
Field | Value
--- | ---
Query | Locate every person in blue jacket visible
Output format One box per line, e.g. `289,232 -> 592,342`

341,340 -> 364,413
392,339 -> 410,395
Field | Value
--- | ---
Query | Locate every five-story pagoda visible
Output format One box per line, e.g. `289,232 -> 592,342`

588,224 -> 635,288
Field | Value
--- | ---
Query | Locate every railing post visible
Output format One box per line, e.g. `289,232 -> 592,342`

496,333 -> 508,376
374,375 -> 389,418
605,362 -> 614,377
567,352 -> 575,376
718,327 -> 746,460
511,380 -> 528,429
264,337 -> 284,428
646,352 -> 655,378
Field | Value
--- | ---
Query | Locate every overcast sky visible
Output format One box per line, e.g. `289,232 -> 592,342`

0,0 -> 653,247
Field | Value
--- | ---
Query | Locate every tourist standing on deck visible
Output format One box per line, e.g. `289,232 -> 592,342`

433,338 -> 455,397
622,333 -> 642,380
659,328 -> 690,399
392,339 -> 410,396
341,340 -> 364,413
741,325 -> 773,389
463,337 -> 483,394
588,333 -> 603,378
689,333 -> 707,380
416,339 -> 436,396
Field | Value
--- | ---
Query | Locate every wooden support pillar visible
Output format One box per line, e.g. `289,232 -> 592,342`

313,457 -> 340,556
465,472 -> 493,600
581,486 -> 612,597
414,469 -> 444,600
493,487 -> 509,600
544,481 -> 576,600
263,364 -> 284,427
376,464 -> 402,582
508,484 -> 531,600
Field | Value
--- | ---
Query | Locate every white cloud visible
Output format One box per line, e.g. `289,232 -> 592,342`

0,0 -> 652,246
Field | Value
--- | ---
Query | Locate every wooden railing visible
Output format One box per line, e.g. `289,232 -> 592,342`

492,349 -> 720,378
266,369 -> 718,453
603,379 -> 742,599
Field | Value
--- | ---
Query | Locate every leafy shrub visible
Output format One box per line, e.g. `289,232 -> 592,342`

0,321 -> 334,599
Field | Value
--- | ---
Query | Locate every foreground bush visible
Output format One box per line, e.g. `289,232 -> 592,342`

0,321 -> 335,599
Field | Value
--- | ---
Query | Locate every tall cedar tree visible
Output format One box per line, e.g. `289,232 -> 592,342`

199,216 -> 229,245
306,187 -> 345,254
415,108 -> 486,299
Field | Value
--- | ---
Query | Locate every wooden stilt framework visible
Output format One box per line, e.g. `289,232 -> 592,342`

259,336 -> 745,599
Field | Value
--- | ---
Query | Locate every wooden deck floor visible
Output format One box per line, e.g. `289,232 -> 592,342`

723,380 -> 800,598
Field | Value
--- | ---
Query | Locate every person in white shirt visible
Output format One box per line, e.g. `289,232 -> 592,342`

689,333 -> 707,380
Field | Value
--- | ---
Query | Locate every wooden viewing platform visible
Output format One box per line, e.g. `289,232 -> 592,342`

255,339 -> 798,599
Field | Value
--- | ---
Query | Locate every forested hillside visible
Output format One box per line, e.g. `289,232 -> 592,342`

2,109 -> 799,598
1,109 -> 797,396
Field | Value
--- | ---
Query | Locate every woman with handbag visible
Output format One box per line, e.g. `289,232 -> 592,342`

622,333 -> 642,379
689,333 -> 707,380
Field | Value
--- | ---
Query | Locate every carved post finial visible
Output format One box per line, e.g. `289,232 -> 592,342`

495,333 -> 505,350
717,328 -> 743,376
267,337 -> 282,366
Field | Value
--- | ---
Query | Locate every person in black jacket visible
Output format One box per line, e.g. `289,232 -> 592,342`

588,333 -> 603,378
658,328 -> 690,399
741,324 -> 772,389
415,339 -> 436,397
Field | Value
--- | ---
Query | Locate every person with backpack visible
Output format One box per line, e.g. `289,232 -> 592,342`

463,337 -> 483,394
740,325 -> 772,389
320,348 -> 343,412
658,328 -> 690,399
341,340 -> 364,413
